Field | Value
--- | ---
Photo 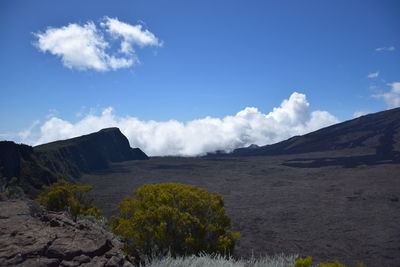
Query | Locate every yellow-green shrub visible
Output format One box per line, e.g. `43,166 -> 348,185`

295,256 -> 312,267
111,183 -> 240,258
295,256 -> 360,267
320,261 -> 346,267
36,179 -> 101,221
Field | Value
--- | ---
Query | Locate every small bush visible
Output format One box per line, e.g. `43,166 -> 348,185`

295,257 -> 360,267
0,176 -> 26,199
295,256 -> 312,267
36,179 -> 102,221
111,183 -> 240,258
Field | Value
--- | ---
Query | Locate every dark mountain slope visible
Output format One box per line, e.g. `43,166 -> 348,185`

0,128 -> 148,195
224,108 -> 400,166
0,142 -> 58,194
35,128 -> 148,179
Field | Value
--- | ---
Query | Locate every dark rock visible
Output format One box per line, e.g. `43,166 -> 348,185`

0,199 -> 136,266
122,261 -> 136,267
72,254 -> 91,263
19,258 -> 60,267
49,218 -> 60,227
60,260 -> 80,267
105,255 -> 123,266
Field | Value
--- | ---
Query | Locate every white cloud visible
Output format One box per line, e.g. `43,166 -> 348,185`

353,111 -> 370,118
367,71 -> 379,78
375,46 -> 395,52
33,18 -> 161,71
373,82 -> 400,109
18,120 -> 40,143
21,93 -> 339,156
100,17 -> 162,55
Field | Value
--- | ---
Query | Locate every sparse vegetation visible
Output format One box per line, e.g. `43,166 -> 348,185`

319,261 -> 346,267
111,183 -> 240,259
143,252 -> 298,267
36,179 -> 102,221
295,256 -> 312,267
143,254 -> 365,267
0,176 -> 25,199
295,256 -> 364,267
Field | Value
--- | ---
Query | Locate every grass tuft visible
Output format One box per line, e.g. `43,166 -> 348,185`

143,252 -> 298,267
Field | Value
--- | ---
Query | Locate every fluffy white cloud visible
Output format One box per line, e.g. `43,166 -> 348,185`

367,71 -> 379,78
375,46 -> 395,52
100,17 -> 162,55
34,18 -> 160,71
374,82 -> 400,109
25,93 -> 338,156
18,120 -> 40,140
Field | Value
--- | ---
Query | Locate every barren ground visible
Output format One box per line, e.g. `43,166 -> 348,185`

81,153 -> 400,267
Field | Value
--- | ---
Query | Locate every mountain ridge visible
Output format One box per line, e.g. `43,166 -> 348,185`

0,128 -> 148,195
209,107 -> 400,166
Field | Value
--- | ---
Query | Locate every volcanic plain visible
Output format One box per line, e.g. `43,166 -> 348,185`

81,151 -> 400,267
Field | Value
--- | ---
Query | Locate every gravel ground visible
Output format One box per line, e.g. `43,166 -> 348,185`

81,154 -> 400,267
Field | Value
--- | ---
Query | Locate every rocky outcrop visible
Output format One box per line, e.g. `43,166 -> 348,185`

0,199 -> 136,266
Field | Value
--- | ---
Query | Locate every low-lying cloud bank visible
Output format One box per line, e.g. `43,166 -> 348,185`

22,93 -> 338,156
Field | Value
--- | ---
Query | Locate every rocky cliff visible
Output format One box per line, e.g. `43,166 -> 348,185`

0,199 -> 136,266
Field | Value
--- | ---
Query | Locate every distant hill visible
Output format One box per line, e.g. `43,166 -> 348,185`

0,128 -> 148,195
213,108 -> 400,166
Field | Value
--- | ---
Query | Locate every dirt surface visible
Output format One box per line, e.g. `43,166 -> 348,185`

81,154 -> 400,267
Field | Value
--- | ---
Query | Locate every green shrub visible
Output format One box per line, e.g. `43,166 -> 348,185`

0,176 -> 25,199
36,179 -> 102,221
111,183 -> 240,258
296,257 -> 357,267
295,256 -> 312,267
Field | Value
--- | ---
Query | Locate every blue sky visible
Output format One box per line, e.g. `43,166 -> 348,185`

1,0 -> 399,155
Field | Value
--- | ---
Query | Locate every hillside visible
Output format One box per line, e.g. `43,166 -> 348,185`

223,107 -> 400,166
35,128 -> 148,179
0,142 -> 59,195
0,128 -> 148,195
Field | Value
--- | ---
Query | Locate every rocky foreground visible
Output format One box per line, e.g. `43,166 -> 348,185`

0,198 -> 136,267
